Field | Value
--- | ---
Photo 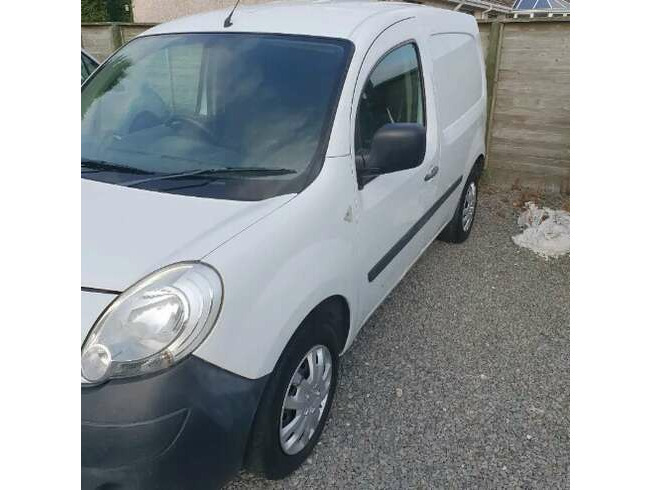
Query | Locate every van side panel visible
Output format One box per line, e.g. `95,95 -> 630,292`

428,34 -> 483,129
426,31 -> 486,221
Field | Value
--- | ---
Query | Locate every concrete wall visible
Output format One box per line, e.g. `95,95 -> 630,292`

133,0 -> 272,23
81,17 -> 570,193
129,0 -> 493,23
81,23 -> 153,61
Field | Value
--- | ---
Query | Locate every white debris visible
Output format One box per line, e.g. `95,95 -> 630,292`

512,202 -> 570,259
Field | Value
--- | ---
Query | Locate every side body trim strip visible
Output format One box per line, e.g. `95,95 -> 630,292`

367,175 -> 463,282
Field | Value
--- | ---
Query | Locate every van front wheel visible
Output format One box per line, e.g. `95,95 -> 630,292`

245,318 -> 339,479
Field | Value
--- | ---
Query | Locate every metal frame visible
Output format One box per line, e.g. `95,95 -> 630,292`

512,0 -> 570,18
445,1 -> 511,14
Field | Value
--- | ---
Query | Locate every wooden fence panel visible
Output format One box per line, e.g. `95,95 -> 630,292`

486,20 -> 570,193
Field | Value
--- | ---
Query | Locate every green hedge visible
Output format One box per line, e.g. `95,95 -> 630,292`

81,0 -> 132,22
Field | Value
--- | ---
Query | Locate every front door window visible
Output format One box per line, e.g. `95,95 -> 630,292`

355,43 -> 425,160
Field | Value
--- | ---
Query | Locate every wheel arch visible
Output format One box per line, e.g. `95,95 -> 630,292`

301,295 -> 351,355
242,294 -> 349,477
474,153 -> 485,179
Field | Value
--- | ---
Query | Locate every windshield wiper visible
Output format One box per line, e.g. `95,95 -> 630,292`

81,159 -> 153,175
123,167 -> 297,187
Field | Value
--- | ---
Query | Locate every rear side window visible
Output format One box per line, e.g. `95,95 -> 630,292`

427,33 -> 482,128
356,43 -> 425,157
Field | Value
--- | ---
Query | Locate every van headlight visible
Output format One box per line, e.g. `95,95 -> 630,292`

81,262 -> 223,384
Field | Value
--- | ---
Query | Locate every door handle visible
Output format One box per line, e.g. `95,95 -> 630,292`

424,166 -> 439,181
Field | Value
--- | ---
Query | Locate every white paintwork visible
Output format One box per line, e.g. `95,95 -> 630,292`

82,1 -> 486,380
81,291 -> 116,343
81,179 -> 294,291
427,31 -> 487,206
350,18 -> 439,324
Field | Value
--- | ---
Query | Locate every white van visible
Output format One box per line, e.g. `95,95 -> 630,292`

81,1 -> 486,488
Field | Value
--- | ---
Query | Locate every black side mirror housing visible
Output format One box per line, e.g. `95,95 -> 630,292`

356,123 -> 426,188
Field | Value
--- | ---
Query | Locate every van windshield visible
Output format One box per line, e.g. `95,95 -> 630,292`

81,33 -> 352,200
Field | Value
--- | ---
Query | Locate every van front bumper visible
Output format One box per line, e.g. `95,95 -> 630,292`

81,356 -> 268,490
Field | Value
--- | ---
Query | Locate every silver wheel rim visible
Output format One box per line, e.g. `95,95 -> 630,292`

462,182 -> 477,232
279,344 -> 333,455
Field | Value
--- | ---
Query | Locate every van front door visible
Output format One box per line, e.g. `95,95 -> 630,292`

352,21 -> 438,326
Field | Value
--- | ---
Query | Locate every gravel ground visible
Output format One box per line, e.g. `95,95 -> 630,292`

226,188 -> 570,489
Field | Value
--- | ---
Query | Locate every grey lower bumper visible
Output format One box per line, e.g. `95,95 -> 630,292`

81,356 -> 268,489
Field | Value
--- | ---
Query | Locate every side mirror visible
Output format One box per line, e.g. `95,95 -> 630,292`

357,123 -> 426,188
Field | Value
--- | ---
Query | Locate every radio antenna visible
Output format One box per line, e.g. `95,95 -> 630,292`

223,0 -> 242,28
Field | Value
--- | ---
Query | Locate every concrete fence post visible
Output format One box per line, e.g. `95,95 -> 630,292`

484,20 -> 504,166
110,23 -> 124,52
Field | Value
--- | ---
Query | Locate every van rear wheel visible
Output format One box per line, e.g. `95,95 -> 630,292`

244,316 -> 339,479
439,170 -> 479,244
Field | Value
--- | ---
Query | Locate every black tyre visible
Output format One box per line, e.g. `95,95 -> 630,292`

439,168 -> 479,244
244,314 -> 340,479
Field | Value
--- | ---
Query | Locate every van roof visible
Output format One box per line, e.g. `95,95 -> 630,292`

143,0 -> 477,42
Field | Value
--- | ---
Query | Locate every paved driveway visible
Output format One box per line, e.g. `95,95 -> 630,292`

227,189 -> 570,489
